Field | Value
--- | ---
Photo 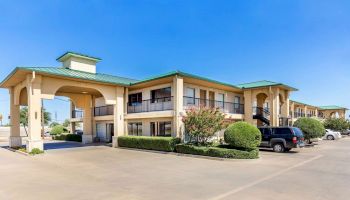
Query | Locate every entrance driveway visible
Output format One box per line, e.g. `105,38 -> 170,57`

0,138 -> 350,200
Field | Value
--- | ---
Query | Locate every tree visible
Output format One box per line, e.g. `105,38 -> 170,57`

62,119 -> 70,127
293,117 -> 325,144
20,107 -> 52,136
182,107 -> 227,145
0,114 -> 3,126
49,122 -> 60,128
323,118 -> 349,132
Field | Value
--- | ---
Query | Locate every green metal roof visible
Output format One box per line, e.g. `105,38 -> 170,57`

56,51 -> 102,62
236,80 -> 298,91
318,105 -> 348,110
7,67 -> 138,86
290,100 -> 315,107
131,70 -> 241,89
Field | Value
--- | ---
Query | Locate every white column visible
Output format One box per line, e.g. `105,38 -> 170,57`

82,95 -> 93,144
112,86 -> 125,147
269,87 -> 279,126
243,90 -> 254,125
9,87 -> 22,148
173,76 -> 184,138
26,75 -> 44,152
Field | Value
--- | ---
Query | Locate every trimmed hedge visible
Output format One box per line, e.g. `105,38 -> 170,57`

224,122 -> 261,149
175,144 -> 259,159
53,134 -> 82,142
53,134 -> 66,140
118,136 -> 181,152
66,134 -> 82,142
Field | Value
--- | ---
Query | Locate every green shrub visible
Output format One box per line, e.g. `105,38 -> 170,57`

29,148 -> 44,155
175,144 -> 259,159
118,136 -> 181,152
53,134 -> 67,140
224,122 -> 261,149
65,134 -> 82,142
323,118 -> 349,132
50,125 -> 64,135
294,118 -> 325,143
53,134 -> 82,142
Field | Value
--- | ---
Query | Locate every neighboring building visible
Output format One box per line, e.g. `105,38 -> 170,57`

290,100 -> 348,123
0,52 -> 347,152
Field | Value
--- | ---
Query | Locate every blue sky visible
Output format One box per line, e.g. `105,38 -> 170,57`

0,0 -> 349,124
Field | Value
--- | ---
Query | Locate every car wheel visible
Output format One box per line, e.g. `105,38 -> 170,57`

327,135 -> 335,140
273,143 -> 285,153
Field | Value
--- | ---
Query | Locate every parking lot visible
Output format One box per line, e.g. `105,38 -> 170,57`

0,137 -> 350,200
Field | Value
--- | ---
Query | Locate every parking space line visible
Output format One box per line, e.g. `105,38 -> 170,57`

208,154 -> 323,200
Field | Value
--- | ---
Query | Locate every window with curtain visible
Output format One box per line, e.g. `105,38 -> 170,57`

151,87 -> 171,103
128,93 -> 142,106
185,87 -> 195,105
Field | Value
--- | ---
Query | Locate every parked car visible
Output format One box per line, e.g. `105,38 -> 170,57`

341,129 -> 350,136
323,129 -> 342,140
258,126 -> 305,153
74,130 -> 83,136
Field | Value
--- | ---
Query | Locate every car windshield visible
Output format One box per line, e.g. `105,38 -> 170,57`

292,127 -> 304,137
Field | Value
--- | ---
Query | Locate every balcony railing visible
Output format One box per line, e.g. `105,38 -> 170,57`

127,97 -> 173,113
72,110 -> 83,118
183,96 -> 244,114
94,105 -> 114,116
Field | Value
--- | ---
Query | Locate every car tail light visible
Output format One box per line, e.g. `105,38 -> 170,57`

292,137 -> 297,144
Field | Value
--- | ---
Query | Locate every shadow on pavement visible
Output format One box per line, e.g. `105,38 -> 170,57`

44,141 -> 112,150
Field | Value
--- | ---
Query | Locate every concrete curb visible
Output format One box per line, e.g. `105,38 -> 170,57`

117,147 -> 260,161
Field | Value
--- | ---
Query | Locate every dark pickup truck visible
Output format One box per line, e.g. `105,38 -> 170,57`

258,127 -> 305,152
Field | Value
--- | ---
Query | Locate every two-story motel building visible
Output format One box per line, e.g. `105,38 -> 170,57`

0,52 -> 347,152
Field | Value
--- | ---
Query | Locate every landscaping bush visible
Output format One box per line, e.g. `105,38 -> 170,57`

224,122 -> 261,149
323,118 -> 349,132
53,134 -> 82,142
175,144 -> 259,159
29,148 -> 44,155
53,134 -> 67,140
294,117 -> 325,143
50,125 -> 64,135
65,134 -> 82,142
118,136 -> 181,152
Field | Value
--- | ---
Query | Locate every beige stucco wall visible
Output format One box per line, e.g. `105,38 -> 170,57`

63,56 -> 97,74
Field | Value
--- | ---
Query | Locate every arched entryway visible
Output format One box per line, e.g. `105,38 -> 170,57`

8,74 -> 124,152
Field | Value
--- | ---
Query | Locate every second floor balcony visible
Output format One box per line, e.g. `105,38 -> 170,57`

72,110 -> 83,118
127,97 -> 173,113
94,105 -> 114,116
183,96 -> 244,114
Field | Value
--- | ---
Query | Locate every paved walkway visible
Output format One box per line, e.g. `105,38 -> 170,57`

0,138 -> 349,200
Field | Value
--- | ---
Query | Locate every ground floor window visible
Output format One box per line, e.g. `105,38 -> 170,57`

128,122 -> 142,136
150,121 -> 172,137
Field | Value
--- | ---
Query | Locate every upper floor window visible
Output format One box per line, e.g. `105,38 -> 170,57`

218,93 -> 225,108
185,87 -> 195,105
151,87 -> 171,103
128,93 -> 142,106
234,96 -> 240,104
